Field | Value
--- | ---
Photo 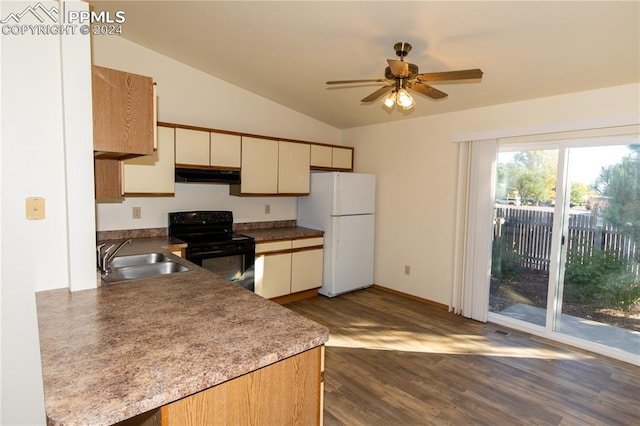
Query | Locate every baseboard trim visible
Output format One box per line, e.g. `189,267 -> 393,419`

371,284 -> 448,311
271,288 -> 319,305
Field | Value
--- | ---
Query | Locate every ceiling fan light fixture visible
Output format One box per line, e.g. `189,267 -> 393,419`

382,91 -> 396,108
396,88 -> 415,109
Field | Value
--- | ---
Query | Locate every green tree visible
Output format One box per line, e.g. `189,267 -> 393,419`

570,182 -> 591,206
511,151 -> 557,205
594,145 -> 640,244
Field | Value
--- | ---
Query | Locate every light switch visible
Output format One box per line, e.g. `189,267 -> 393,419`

26,197 -> 45,220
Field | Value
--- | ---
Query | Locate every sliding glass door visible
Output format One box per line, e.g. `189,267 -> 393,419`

490,149 -> 558,328
489,140 -> 639,357
555,145 -> 639,353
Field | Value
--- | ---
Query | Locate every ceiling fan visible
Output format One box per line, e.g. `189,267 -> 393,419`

327,42 -> 483,109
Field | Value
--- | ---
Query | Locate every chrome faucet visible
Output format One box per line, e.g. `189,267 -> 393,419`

98,239 -> 132,273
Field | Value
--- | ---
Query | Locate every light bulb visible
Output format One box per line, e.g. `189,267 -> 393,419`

382,92 -> 396,108
396,89 -> 415,109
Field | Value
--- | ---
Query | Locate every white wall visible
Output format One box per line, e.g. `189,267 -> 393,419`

97,183 -> 297,231
1,1 -> 96,422
92,36 -> 341,231
345,83 -> 640,306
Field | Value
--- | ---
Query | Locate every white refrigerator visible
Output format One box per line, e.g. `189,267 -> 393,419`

297,172 -> 375,297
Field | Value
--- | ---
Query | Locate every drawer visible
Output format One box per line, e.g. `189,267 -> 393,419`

292,237 -> 324,249
255,240 -> 292,254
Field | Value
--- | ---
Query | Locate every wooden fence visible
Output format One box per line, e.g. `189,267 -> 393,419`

494,206 -> 639,272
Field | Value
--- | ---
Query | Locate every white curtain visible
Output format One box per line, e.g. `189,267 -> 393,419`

451,139 -> 498,322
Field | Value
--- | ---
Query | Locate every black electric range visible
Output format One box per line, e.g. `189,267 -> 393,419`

168,211 -> 255,291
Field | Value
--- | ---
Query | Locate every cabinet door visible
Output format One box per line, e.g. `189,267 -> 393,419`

161,346 -> 322,426
123,126 -> 175,195
255,253 -> 292,299
94,158 -> 123,201
278,141 -> 310,194
92,65 -> 154,156
291,248 -> 323,293
310,145 -> 332,168
175,128 -> 209,166
332,147 -> 353,170
240,137 -> 278,194
210,133 -> 241,169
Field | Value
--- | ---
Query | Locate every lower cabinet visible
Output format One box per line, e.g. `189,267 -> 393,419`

121,346 -> 324,426
255,237 -> 323,299
161,347 -> 323,425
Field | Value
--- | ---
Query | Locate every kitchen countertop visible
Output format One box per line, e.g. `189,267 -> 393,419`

36,241 -> 328,426
240,226 -> 323,242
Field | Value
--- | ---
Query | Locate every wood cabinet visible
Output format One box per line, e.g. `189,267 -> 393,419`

255,237 -> 323,300
160,346 -> 323,426
92,65 -> 155,159
123,126 -> 175,196
174,128 -> 241,170
232,138 -> 310,196
310,144 -> 354,171
94,158 -> 122,201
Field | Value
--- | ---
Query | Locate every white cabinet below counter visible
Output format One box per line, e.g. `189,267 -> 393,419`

254,237 -> 323,301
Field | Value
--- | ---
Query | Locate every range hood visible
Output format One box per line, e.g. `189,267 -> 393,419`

175,168 -> 240,184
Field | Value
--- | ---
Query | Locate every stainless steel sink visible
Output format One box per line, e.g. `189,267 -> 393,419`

102,252 -> 191,284
109,252 -> 171,268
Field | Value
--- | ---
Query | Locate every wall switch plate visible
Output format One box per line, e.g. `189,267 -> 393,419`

264,204 -> 271,214
132,206 -> 142,219
404,265 -> 411,275
26,197 -> 45,220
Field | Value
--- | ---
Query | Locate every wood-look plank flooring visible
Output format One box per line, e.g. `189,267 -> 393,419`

286,287 -> 640,426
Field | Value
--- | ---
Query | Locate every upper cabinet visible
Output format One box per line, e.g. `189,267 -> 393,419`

210,133 -> 242,169
92,65 -> 155,159
231,138 -> 310,196
175,128 -> 209,166
331,147 -> 354,170
123,125 -> 175,196
174,128 -> 241,170
310,144 -> 353,171
235,137 -> 279,194
278,141 -> 311,194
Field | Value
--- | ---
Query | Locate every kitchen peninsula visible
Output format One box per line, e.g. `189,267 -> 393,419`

36,242 -> 328,425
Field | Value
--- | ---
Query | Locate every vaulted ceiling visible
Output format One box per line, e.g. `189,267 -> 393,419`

91,1 -> 640,129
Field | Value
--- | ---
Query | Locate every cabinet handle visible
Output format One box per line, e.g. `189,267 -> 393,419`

153,82 -> 158,150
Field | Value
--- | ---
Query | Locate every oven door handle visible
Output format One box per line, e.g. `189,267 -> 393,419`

192,249 -> 225,256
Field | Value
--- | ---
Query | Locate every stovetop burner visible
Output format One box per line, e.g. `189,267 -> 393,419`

168,211 -> 253,246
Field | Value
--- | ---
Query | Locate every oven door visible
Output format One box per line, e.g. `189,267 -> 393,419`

187,242 -> 255,292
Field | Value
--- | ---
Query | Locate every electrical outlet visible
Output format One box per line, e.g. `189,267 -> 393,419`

132,206 -> 142,219
265,204 -> 271,214
404,265 -> 411,275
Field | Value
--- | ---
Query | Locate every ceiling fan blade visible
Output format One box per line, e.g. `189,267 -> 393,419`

387,59 -> 409,78
361,85 -> 394,102
410,82 -> 448,99
416,69 -> 483,82
327,78 -> 386,85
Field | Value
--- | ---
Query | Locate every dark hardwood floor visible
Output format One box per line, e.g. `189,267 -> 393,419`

286,287 -> 640,426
